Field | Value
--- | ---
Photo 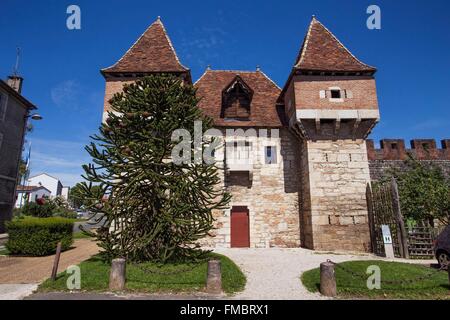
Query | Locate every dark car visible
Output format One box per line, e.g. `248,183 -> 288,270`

434,225 -> 450,267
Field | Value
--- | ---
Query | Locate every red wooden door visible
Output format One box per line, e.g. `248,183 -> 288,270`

231,206 -> 250,248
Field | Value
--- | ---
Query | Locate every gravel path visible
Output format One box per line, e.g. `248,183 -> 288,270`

213,247 -> 429,300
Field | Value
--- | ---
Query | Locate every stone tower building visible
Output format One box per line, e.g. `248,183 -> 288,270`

101,16 -> 380,252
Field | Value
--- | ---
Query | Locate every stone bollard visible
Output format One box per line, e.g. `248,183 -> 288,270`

206,259 -> 222,294
320,261 -> 337,297
109,258 -> 126,291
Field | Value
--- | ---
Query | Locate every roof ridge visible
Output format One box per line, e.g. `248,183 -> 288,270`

295,17 -> 375,71
194,68 -> 209,86
257,69 -> 281,90
101,17 -> 188,72
208,69 -> 258,73
295,16 -> 315,67
156,17 -> 189,71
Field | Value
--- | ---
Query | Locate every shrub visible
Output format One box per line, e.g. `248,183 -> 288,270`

6,217 -> 74,256
12,208 -> 23,217
53,208 -> 78,219
21,201 -> 55,218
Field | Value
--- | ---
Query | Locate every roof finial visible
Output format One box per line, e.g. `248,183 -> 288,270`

311,14 -> 316,21
157,16 -> 161,21
256,65 -> 261,71
206,64 -> 211,70
13,47 -> 21,76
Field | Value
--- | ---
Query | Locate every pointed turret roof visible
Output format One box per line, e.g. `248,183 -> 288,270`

294,16 -> 376,73
101,17 -> 189,75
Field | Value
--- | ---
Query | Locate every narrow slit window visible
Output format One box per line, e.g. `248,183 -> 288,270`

265,146 -> 277,164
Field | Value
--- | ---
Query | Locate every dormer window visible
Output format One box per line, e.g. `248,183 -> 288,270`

330,90 -> 341,99
221,76 -> 253,120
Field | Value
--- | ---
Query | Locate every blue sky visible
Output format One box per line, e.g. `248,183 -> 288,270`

1,0 -> 449,186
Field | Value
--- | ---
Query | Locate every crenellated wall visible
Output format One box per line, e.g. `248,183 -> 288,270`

367,139 -> 450,180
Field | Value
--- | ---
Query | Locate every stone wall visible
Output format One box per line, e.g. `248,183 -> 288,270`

200,128 -> 301,248
367,139 -> 450,180
301,139 -> 371,252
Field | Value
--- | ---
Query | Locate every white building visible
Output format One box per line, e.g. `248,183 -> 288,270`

15,185 -> 51,208
61,186 -> 70,200
27,173 -> 63,198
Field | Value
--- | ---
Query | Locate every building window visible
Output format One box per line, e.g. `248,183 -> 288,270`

330,89 -> 341,99
265,146 -> 277,164
221,76 -> 253,120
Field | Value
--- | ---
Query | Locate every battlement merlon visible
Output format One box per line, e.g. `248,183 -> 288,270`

367,139 -> 450,160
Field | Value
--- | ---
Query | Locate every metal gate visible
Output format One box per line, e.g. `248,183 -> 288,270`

366,178 -> 409,258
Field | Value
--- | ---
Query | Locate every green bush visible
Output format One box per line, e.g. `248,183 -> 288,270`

53,208 -> 78,219
6,217 -> 74,256
21,202 -> 55,218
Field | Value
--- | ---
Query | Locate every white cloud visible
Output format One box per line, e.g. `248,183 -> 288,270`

412,119 -> 449,131
50,80 -> 82,109
28,138 -> 90,187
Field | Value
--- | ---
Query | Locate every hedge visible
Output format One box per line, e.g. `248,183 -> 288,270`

6,217 -> 74,256
21,202 -> 55,218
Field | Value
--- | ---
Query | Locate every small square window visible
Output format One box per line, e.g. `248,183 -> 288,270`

391,143 -> 398,150
330,90 -> 341,99
265,146 -> 277,164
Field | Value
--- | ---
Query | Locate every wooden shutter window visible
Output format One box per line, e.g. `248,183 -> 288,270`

345,90 -> 353,99
319,90 -> 326,99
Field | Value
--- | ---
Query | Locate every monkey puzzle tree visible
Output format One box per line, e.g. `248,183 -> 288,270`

79,74 -> 230,262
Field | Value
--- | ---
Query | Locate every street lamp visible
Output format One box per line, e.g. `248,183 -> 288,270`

27,113 -> 43,121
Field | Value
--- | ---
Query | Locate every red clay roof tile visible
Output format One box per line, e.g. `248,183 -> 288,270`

102,17 -> 188,74
294,17 -> 376,73
195,70 -> 285,127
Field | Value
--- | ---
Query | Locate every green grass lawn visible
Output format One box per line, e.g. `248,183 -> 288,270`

73,231 -> 94,240
39,253 -> 246,295
301,260 -> 450,300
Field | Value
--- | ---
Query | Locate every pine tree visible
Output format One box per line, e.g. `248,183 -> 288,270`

79,74 -> 230,262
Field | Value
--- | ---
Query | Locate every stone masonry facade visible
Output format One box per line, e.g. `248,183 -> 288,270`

100,16 -> 449,253
301,139 -> 371,251
199,128 -> 301,248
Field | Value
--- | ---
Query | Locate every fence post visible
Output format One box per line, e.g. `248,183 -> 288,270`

320,261 -> 336,297
109,258 -> 126,291
51,242 -> 62,281
206,259 -> 222,294
366,183 -> 376,253
390,177 -> 410,259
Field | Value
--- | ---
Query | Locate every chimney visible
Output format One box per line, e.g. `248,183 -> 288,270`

7,75 -> 24,94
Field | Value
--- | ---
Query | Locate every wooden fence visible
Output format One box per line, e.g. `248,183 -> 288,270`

367,178 -> 440,260
407,222 -> 442,259
367,178 -> 409,258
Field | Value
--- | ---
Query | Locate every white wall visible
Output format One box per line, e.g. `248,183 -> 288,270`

61,186 -> 70,200
28,174 -> 60,198
15,188 -> 51,208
